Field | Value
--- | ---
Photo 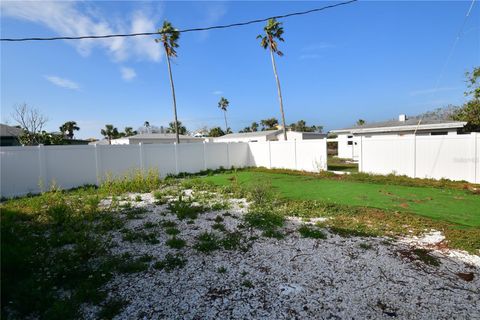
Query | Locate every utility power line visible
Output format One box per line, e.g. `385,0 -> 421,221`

1,0 -> 357,42
413,0 -> 476,134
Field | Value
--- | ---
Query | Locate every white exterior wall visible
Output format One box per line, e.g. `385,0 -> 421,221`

0,140 -> 327,198
214,136 -> 269,143
358,133 -> 479,183
336,133 -> 358,160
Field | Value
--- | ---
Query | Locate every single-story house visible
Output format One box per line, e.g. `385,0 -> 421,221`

0,124 -> 23,146
213,129 -> 326,143
330,114 -> 467,160
109,133 -> 205,145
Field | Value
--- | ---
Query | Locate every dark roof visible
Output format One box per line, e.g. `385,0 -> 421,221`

0,124 -> 23,137
331,118 -> 466,133
127,133 -> 204,140
214,130 -> 282,139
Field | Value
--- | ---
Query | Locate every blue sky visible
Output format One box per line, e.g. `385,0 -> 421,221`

1,1 -> 479,139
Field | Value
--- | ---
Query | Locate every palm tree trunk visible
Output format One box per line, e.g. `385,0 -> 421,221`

166,54 -> 180,144
269,47 -> 287,141
223,110 -> 228,133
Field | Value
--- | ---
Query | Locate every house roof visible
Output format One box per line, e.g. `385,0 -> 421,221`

126,133 -> 204,140
331,119 -> 467,134
0,124 -> 23,137
214,130 -> 282,140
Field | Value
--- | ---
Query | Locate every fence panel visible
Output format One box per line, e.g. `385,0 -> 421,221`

1,147 -> 40,197
44,145 -> 97,189
143,144 -> 177,176
177,143 -> 205,173
270,141 -> 296,169
204,142 -> 229,169
295,140 -> 327,172
247,142 -> 270,168
228,143 -> 249,168
97,145 -> 141,180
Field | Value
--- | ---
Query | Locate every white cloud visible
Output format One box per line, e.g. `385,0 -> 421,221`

212,90 -> 223,95
1,1 -> 163,62
44,75 -> 80,90
120,67 -> 137,81
409,87 -> 458,96
299,54 -> 321,60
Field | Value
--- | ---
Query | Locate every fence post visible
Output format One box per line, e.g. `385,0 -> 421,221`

268,140 -> 272,169
174,142 -> 179,174
38,144 -> 47,192
139,143 -> 145,173
94,144 -> 101,185
413,135 -> 417,178
359,136 -> 363,172
203,141 -> 207,170
473,132 -> 478,184
227,142 -> 231,169
293,139 -> 298,170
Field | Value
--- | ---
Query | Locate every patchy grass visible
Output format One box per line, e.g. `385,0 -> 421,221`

166,237 -> 186,249
201,171 -> 480,227
244,210 -> 285,239
153,253 -> 187,272
194,232 -> 221,253
327,156 -> 358,173
298,225 -> 327,239
168,195 -> 207,220
122,228 -> 160,244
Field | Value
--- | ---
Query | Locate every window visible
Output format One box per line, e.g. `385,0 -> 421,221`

430,131 -> 448,136
347,141 -> 353,145
347,135 -> 353,138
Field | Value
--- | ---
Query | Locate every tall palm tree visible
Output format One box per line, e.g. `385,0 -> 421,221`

59,121 -> 80,139
101,124 -> 119,145
217,97 -> 230,132
257,18 -> 287,140
156,21 -> 181,144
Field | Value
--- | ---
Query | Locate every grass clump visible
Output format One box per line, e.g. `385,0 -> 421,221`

298,225 -> 327,239
123,207 -> 148,220
100,169 -> 162,195
412,248 -> 441,266
244,210 -> 285,239
166,237 -> 186,249
217,266 -> 227,274
168,195 -> 207,220
194,232 -> 221,253
122,228 -> 159,244
212,222 -> 226,232
98,298 -> 128,319
359,242 -> 373,250
165,227 -> 180,236
154,253 -> 187,272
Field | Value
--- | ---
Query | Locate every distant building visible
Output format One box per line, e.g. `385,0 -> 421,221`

0,124 -> 22,146
330,114 -> 467,160
109,133 -> 206,145
213,129 -> 326,143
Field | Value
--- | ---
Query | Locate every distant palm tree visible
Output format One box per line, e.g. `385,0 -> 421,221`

59,121 -> 80,139
251,122 -> 259,132
156,21 -> 181,144
258,18 -> 287,140
356,119 -> 366,126
218,97 -> 230,132
124,127 -> 137,137
101,124 -> 119,145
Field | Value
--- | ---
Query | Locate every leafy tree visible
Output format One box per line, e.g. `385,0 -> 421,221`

101,124 -> 119,144
218,97 -> 230,132
59,121 -> 80,139
124,127 -> 137,137
258,18 -> 288,140
208,127 -> 225,137
156,21 -> 181,143
166,121 -> 187,135
260,118 -> 279,131
356,119 -> 366,126
452,66 -> 480,132
289,120 -> 323,132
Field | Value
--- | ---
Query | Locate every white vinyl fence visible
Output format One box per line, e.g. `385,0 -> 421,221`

358,133 -> 479,183
0,140 -> 327,198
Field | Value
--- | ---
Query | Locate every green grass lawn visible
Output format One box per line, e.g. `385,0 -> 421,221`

327,156 -> 359,173
202,171 -> 480,227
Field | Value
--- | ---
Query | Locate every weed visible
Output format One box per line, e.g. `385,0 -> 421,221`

168,195 -> 207,220
217,266 -> 227,274
134,195 -> 143,202
123,207 -> 148,220
161,220 -> 177,228
221,231 -> 245,250
359,243 -> 373,250
329,226 -> 376,238
122,229 -> 159,244
144,221 -> 157,229
412,249 -> 441,266
116,257 -> 150,274
154,253 -> 187,272
214,215 -> 224,223
98,298 -> 128,319
244,209 -> 284,239
298,225 -> 327,239
166,237 -> 186,249
194,232 -> 221,253
165,227 -> 180,236
212,222 -> 226,232
242,280 -> 254,288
